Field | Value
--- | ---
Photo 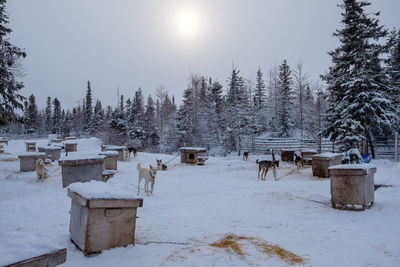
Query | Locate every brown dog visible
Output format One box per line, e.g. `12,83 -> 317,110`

256,159 -> 279,180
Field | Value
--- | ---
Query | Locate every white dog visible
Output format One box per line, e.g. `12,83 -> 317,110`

36,158 -> 48,180
137,163 -> 158,195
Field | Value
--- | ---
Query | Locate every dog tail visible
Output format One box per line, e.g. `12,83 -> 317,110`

256,159 -> 259,164
137,163 -> 141,170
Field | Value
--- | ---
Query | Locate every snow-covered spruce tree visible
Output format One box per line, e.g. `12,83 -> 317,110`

84,81 -> 93,134
175,85 -> 195,147
198,80 -> 226,151
52,97 -> 62,134
92,99 -> 104,133
254,67 -> 266,110
386,29 -> 400,126
126,88 -> 146,149
253,68 -> 268,135
0,0 -> 26,125
322,0 -> 396,160
45,96 -> 52,133
108,95 -> 128,145
225,67 -> 251,155
25,94 -> 38,131
143,95 -> 159,151
276,60 -> 294,138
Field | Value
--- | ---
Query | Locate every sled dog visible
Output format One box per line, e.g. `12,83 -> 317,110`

137,163 -> 158,195
128,147 -> 137,157
256,159 -> 279,180
294,153 -> 303,172
156,159 -> 167,171
36,158 -> 49,180
243,152 -> 249,161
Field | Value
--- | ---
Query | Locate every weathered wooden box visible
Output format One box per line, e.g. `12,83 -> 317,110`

50,138 -> 62,144
329,165 -> 376,210
65,142 -> 77,153
44,147 -> 62,161
3,248 -> 67,267
102,145 -> 128,161
280,149 -> 295,162
301,149 -> 318,165
0,137 -> 8,145
312,153 -> 343,178
67,183 -> 143,255
25,142 -> 36,152
18,152 -> 46,172
99,151 -> 118,170
179,147 -> 207,164
58,155 -> 105,187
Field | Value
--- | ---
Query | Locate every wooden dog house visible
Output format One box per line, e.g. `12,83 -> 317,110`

68,182 -> 143,255
179,147 -> 207,165
329,164 -> 377,210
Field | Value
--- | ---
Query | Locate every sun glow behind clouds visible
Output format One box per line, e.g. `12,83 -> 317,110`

172,6 -> 202,41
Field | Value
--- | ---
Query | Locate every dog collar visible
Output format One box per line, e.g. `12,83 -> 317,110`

149,172 -> 155,179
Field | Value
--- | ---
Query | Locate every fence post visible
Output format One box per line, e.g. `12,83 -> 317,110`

395,132 -> 398,162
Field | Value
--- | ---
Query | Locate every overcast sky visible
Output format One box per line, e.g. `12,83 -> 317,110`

7,0 -> 400,109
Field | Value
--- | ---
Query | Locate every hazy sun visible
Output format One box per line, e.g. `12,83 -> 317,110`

173,7 -> 201,40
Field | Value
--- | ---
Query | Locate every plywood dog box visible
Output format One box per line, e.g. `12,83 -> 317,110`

67,182 -> 143,255
50,138 -> 62,144
58,155 -> 105,187
102,145 -> 128,161
18,152 -> 46,172
44,146 -> 62,161
329,164 -> 377,210
99,151 -> 118,170
0,232 -> 67,267
301,149 -> 318,165
65,141 -> 78,153
280,149 -> 295,162
3,248 -> 66,267
312,153 -> 343,178
25,141 -> 36,152
0,137 -> 8,145
179,147 -> 207,165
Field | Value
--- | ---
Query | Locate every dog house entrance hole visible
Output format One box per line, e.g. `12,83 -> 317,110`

189,153 -> 195,160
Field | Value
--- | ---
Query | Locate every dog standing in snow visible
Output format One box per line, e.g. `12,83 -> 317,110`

294,153 -> 303,173
36,158 -> 48,180
137,163 -> 158,195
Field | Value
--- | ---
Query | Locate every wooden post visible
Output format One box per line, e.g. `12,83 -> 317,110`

395,132 -> 398,162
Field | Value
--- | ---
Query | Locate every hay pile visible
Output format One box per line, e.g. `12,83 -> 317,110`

209,233 -> 305,265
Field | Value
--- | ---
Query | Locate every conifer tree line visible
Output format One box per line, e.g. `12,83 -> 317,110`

0,0 -> 399,158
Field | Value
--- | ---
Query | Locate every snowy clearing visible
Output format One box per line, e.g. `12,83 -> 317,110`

1,138 -> 400,266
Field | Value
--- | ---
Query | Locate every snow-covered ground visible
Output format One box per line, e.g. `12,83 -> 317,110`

1,138 -> 399,266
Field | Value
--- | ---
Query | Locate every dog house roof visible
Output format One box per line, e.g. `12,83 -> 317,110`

18,152 -> 46,158
68,180 -> 142,201
179,147 -> 206,152
312,152 -> 343,160
64,140 -> 78,144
